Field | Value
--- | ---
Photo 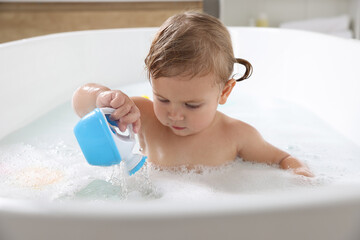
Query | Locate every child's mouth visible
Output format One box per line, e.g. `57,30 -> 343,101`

172,126 -> 186,130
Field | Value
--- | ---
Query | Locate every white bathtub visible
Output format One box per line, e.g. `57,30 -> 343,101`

1,27 -> 360,240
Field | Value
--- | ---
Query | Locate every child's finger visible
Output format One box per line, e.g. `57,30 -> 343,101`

118,107 -> 141,131
132,119 -> 141,133
118,122 -> 128,132
110,104 -> 132,120
109,91 -> 126,109
119,111 -> 140,126
96,91 -> 112,107
294,168 -> 314,178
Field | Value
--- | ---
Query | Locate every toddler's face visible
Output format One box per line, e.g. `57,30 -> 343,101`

151,73 -> 222,136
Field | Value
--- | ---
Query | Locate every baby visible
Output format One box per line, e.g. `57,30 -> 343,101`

72,12 -> 313,177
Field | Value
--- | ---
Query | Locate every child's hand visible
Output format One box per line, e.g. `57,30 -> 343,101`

293,167 -> 314,178
279,156 -> 314,177
96,90 -> 141,133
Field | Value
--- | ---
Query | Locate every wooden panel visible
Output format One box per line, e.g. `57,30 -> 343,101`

0,1 -> 203,43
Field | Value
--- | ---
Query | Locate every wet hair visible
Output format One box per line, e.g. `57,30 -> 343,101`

145,11 -> 252,84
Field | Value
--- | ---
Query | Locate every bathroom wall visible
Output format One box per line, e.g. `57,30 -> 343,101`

0,1 -> 202,43
351,0 -> 360,38
219,0 -> 359,39
203,0 -> 219,17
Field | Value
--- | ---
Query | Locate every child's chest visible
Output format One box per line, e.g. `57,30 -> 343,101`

140,127 -> 238,167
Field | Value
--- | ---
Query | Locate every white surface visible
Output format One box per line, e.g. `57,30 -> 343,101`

279,15 -> 350,32
279,15 -> 353,38
1,27 -> 360,240
0,28 -> 153,141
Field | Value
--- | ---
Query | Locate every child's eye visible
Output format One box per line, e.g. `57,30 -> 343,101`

158,98 -> 169,103
185,103 -> 201,109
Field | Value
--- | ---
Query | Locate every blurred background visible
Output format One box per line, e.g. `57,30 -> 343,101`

0,0 -> 359,43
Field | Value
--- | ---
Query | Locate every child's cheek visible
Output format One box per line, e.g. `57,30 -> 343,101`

153,103 -> 167,124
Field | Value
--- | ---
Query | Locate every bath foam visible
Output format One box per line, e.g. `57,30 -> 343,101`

0,81 -> 360,202
15,167 -> 63,189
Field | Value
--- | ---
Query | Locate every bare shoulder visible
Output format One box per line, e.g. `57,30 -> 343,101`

131,96 -> 157,127
220,113 -> 289,164
220,112 -> 260,138
131,96 -> 153,114
219,112 -> 263,153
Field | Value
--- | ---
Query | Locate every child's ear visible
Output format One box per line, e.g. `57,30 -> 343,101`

219,79 -> 236,104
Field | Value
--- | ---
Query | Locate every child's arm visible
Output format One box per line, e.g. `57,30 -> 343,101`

236,122 -> 314,177
72,83 -> 110,117
72,83 -> 141,133
279,156 -> 314,177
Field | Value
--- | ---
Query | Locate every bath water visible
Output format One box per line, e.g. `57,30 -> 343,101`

1,82 -> 360,202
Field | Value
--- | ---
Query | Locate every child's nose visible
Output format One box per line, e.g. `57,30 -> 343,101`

168,107 -> 184,121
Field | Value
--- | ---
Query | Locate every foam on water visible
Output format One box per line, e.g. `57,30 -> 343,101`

1,82 -> 360,202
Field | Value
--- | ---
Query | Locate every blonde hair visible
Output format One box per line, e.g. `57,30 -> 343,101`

145,12 -> 252,84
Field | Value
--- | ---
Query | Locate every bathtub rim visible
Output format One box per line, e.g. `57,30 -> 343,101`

1,182 -> 360,219
0,27 -> 158,48
2,26 -> 359,47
